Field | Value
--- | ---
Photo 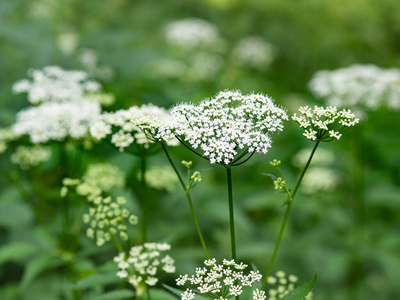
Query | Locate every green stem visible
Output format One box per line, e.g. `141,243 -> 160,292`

140,155 -> 148,243
161,143 -> 210,260
226,166 -> 236,261
145,285 -> 152,300
261,140 -> 320,289
110,232 -> 124,253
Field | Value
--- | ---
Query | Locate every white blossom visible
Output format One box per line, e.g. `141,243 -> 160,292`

114,243 -> 175,289
90,103 -> 179,151
13,101 -> 101,143
309,64 -> 400,114
158,90 -> 288,165
176,258 -> 263,300
12,66 -> 101,104
292,105 -> 359,141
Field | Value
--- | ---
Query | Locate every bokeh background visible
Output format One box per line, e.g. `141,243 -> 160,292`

1,0 -> 400,299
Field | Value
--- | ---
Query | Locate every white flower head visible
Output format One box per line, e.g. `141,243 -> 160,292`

12,66 -> 101,104
176,258 -> 264,300
292,105 -> 359,141
90,104 -> 179,152
114,242 -> 175,289
158,90 -> 288,165
13,101 -> 102,143
309,64 -> 400,114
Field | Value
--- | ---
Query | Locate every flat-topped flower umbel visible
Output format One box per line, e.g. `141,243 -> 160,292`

158,90 -> 288,165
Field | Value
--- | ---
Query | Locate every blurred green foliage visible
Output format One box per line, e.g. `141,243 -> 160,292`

1,0 -> 400,299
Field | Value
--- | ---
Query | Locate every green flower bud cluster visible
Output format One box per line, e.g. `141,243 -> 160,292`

11,145 -> 51,170
62,163 -> 137,246
83,196 -> 138,246
266,271 -> 313,300
114,243 -> 176,291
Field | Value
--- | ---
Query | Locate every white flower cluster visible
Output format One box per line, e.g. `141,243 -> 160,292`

13,101 -> 101,143
11,145 -> 51,170
114,243 -> 175,288
90,103 -> 179,152
12,65 -> 101,104
232,36 -> 275,71
309,64 -> 400,112
165,18 -> 220,50
266,271 -> 312,300
177,258 -> 265,300
292,106 -> 359,141
12,66 -> 107,144
158,90 -> 288,165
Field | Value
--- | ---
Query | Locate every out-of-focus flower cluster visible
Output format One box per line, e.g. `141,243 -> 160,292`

292,106 -> 359,141
309,64 -> 400,114
11,145 -> 51,170
90,103 -> 179,152
62,163 -> 137,246
139,165 -> 178,193
176,258 -> 265,300
232,36 -> 275,71
12,66 -> 112,144
12,65 -> 101,104
114,243 -> 175,289
265,271 -> 313,300
13,101 -> 101,144
0,127 -> 19,154
292,148 -> 339,194
158,90 -> 288,165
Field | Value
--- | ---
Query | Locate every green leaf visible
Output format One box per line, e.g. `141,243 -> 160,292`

280,273 -> 317,300
75,273 -> 122,290
86,289 -> 135,300
19,254 -> 63,291
0,242 -> 37,265
262,173 -> 277,181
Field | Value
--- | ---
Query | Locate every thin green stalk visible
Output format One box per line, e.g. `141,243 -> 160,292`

226,166 -> 236,261
110,232 -> 124,253
140,155 -> 148,243
262,140 -> 320,289
145,285 -> 152,300
161,143 -> 210,260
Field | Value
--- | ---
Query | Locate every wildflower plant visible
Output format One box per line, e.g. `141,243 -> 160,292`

176,258 -> 265,300
114,242 -> 176,297
10,145 -> 52,170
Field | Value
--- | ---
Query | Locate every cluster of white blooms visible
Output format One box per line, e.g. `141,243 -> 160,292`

90,104 -> 179,152
266,271 -> 312,300
292,106 -> 359,141
309,64 -> 400,113
79,48 -> 116,82
11,66 -> 109,144
232,36 -> 275,71
158,90 -> 288,165
140,165 -> 178,193
165,18 -> 220,50
0,127 -> 19,154
114,243 -> 175,289
13,101 -> 101,144
177,258 -> 265,300
12,66 -> 101,104
11,145 -> 51,170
